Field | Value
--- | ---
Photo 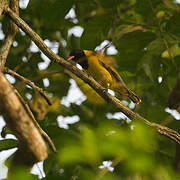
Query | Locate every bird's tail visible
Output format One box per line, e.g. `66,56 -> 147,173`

128,90 -> 141,104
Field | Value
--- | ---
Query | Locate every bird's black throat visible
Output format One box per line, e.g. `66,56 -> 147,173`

78,56 -> 88,69
69,49 -> 89,69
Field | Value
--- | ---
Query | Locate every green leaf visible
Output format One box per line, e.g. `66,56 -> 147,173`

0,139 -> 18,151
161,44 -> 180,59
80,15 -> 113,49
166,13 -> 180,38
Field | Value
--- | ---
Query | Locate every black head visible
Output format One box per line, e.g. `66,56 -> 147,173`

68,49 -> 85,62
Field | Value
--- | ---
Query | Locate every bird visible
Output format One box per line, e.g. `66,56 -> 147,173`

67,49 -> 141,104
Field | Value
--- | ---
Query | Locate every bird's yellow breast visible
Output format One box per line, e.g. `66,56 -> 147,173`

84,50 -> 112,87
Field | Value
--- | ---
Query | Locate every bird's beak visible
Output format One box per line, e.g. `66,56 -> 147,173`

67,56 -> 75,61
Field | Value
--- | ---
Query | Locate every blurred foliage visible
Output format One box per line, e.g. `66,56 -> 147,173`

1,0 -> 180,179
30,92 -> 60,120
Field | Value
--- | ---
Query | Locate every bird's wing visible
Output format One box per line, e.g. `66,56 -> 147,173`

98,60 -> 125,84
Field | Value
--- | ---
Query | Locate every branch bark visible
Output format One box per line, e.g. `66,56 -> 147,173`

0,72 -> 47,167
0,0 -> 8,16
4,7 -> 180,144
4,67 -> 52,105
0,0 -> 19,70
14,87 -> 56,153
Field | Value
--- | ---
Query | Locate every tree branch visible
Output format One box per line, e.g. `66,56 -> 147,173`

4,67 -> 52,105
0,0 -> 19,70
0,0 -> 8,16
15,70 -> 63,88
0,1 -> 49,169
4,7 -> 180,144
14,87 -> 56,153
0,72 -> 47,167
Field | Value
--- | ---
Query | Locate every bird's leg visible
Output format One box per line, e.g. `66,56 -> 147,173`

102,82 -> 110,94
102,87 -> 109,94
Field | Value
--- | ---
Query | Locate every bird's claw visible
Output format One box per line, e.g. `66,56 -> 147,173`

102,88 -> 108,94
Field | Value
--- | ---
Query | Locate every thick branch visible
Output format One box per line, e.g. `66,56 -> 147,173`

0,72 -> 47,166
0,0 -> 8,15
4,7 -> 180,144
4,67 -> 52,105
0,0 -> 19,70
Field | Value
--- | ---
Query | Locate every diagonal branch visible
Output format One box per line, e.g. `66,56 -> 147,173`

0,0 -> 19,70
3,68 -> 56,152
4,7 -> 180,144
4,67 -> 52,105
15,70 -> 63,89
0,72 -> 47,166
14,87 -> 56,152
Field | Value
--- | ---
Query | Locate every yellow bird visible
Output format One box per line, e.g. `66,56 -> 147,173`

67,49 -> 141,104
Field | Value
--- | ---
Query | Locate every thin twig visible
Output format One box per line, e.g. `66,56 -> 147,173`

15,70 -> 63,88
13,52 -> 33,72
4,67 -> 52,105
0,0 -> 19,70
14,87 -> 56,152
4,7 -> 180,144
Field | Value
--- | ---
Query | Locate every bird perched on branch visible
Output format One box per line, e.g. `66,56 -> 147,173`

67,49 -> 141,104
